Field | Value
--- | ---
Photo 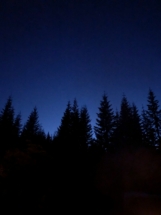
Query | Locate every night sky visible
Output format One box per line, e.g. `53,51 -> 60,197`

1,0 -> 161,135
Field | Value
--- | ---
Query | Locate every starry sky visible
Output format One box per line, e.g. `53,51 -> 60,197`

0,0 -> 161,135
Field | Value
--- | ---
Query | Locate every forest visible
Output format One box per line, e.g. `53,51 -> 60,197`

1,89 -> 161,214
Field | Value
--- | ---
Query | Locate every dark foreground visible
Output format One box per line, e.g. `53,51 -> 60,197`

1,144 -> 161,215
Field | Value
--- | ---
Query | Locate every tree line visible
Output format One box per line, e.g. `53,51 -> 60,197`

0,89 -> 161,156
1,89 -> 161,214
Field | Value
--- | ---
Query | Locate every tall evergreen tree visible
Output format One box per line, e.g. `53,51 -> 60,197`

130,103 -> 142,146
13,113 -> 22,143
0,97 -> 14,132
117,95 -> 132,147
94,93 -> 114,151
141,107 -> 152,147
56,101 -> 72,149
113,102 -> 143,149
70,99 -> 80,152
112,109 -> 120,148
79,106 -> 93,152
46,132 -> 52,143
57,99 -> 87,154
0,97 -> 15,151
21,107 -> 44,144
142,89 -> 161,148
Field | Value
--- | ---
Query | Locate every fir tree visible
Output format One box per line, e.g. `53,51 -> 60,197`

143,89 -> 161,148
79,106 -> 93,152
94,93 -> 114,151
141,107 -> 152,147
57,101 -> 72,139
112,109 -> 120,148
46,132 -> 52,144
130,103 -> 142,146
57,99 -> 85,154
117,95 -> 132,147
56,101 -> 72,151
0,97 -> 14,133
0,97 -> 15,151
13,113 -> 22,143
21,107 -> 43,144
70,99 -> 80,152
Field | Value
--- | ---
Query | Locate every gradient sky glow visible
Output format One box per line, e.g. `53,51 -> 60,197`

0,0 -> 161,135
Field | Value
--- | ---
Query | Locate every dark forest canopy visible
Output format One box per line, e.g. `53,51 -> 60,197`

1,89 -> 161,214
0,89 -> 161,152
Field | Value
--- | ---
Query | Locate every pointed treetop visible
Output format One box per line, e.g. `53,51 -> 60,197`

72,98 -> 79,113
120,95 -> 131,118
80,105 -> 93,147
94,93 -> 114,149
147,89 -> 160,112
0,96 -> 14,123
21,106 -> 42,139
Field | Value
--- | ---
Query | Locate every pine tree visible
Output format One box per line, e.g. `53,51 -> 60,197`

70,99 -> 80,152
13,113 -> 22,143
0,97 -> 15,151
112,109 -> 120,148
46,132 -> 52,143
117,95 -> 132,147
56,101 -> 72,151
21,107 -> 43,144
143,89 -> 161,148
56,99 -> 84,154
130,103 -> 142,146
0,97 -> 14,133
53,101 -> 72,154
79,106 -> 93,152
94,93 -> 114,151
141,107 -> 152,147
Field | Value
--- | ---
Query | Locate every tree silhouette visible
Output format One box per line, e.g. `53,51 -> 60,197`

142,89 -> 161,148
94,93 -> 114,151
13,113 -> 22,145
141,107 -> 152,147
70,99 -> 80,152
21,107 -> 44,144
130,103 -> 142,146
56,99 -> 93,155
116,95 -> 132,148
46,132 -> 52,143
112,109 -> 120,148
0,97 -> 15,152
56,101 -> 72,151
79,106 -> 93,152
114,99 -> 142,149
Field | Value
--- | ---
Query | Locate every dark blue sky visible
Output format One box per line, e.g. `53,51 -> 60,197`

0,0 -> 161,135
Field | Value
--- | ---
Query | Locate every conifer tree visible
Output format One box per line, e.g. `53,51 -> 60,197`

79,106 -> 93,152
21,107 -> 43,143
70,99 -> 80,152
142,89 -> 161,148
94,93 -> 114,151
56,101 -> 72,146
117,99 -> 142,148
141,107 -> 152,147
117,95 -> 132,147
0,97 -> 14,133
112,109 -> 120,148
130,103 -> 142,146
57,99 -> 85,154
0,97 -> 15,151
46,132 -> 52,143
13,113 -> 22,143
